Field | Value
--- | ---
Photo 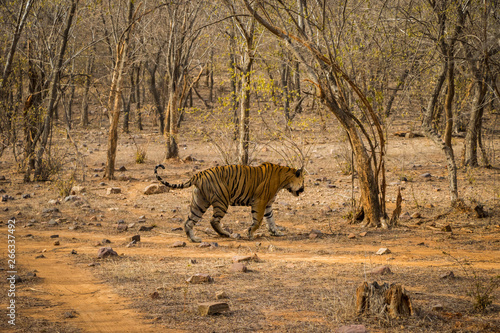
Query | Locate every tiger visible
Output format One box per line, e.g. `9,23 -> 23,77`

154,162 -> 304,243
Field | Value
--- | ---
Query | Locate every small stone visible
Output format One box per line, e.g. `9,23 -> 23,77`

432,304 -> 444,311
188,259 -> 197,265
116,224 -> 128,232
230,263 -> 248,272
172,241 -> 186,248
22,193 -> 31,199
50,234 -> 59,238
118,166 -> 127,172
376,248 -> 391,255
126,241 -> 136,248
106,187 -> 121,195
64,311 -> 77,319
97,247 -> 118,258
171,227 -> 183,232
71,250 -> 77,255
150,291 -> 160,299
198,301 -> 229,316
48,219 -> 59,226
347,233 -> 356,239
420,173 -> 432,178
128,223 -> 136,228
359,232 -> 368,237
187,273 -> 213,284
53,241 -> 60,246
215,291 -> 229,300
411,212 -> 421,218
130,235 -> 140,242
232,255 -> 259,263
35,254 -> 45,259
337,324 -> 368,333
70,186 -> 86,195
139,226 -> 154,231
143,184 -> 170,195
230,233 -> 241,239
440,271 -> 455,279
441,224 -> 452,232
199,242 -> 211,248
368,265 -> 392,275
102,238 -> 111,244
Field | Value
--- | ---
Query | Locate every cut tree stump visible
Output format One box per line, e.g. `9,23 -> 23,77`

198,301 -> 230,316
356,281 -> 413,319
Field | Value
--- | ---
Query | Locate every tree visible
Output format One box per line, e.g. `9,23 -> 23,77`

104,0 -> 137,180
242,0 -> 386,226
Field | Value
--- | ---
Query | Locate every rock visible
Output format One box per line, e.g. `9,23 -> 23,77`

106,187 -> 121,195
230,263 -> 248,272
376,248 -> 391,255
232,254 -> 259,263
22,193 -> 31,199
118,166 -> 127,172
440,271 -> 455,279
405,132 -> 416,139
53,241 -> 60,246
171,227 -> 183,232
71,250 -> 77,255
139,226 -> 155,231
116,224 -> 128,232
102,238 -> 111,244
215,291 -> 229,300
309,229 -> 323,239
64,311 -> 77,319
48,219 -> 58,226
411,212 -> 421,218
432,304 -> 444,311
347,233 -> 356,239
50,234 -> 59,238
143,184 -> 170,195
368,265 -> 392,275
128,223 -> 136,228
199,242 -> 211,248
420,173 -> 432,178
97,247 -> 118,259
150,291 -> 160,299
117,174 -> 130,181
474,204 -> 487,218
187,273 -> 213,284
126,241 -> 136,248
198,302 -> 229,316
130,235 -> 141,242
359,231 -> 368,237
337,325 -> 368,333
64,195 -> 81,202
230,233 -> 241,239
70,186 -> 86,195
35,254 -> 45,259
43,207 -> 60,214
172,241 -> 186,248
441,224 -> 452,232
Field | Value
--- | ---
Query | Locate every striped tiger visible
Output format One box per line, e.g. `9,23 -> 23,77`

154,162 -> 304,243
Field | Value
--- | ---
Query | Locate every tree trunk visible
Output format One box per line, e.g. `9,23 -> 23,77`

34,0 -> 78,180
464,80 -> 487,167
356,281 -> 413,319
81,52 -> 94,127
105,0 -> 135,180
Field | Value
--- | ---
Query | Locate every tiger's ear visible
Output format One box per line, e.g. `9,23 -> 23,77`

295,168 -> 303,177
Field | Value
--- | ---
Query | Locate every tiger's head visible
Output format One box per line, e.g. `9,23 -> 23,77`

286,168 -> 305,197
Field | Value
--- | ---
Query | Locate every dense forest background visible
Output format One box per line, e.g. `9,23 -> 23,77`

0,0 -> 499,222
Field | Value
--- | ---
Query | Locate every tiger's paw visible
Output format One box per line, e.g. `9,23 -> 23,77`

270,230 -> 284,237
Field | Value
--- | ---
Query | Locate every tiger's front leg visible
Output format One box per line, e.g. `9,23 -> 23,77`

264,205 -> 284,236
247,204 -> 266,239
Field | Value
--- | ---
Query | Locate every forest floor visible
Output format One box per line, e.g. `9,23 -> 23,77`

0,115 -> 499,332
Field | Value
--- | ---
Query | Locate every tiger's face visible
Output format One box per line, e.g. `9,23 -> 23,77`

287,168 -> 305,197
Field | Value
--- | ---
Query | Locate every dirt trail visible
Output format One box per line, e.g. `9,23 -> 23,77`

17,241 -> 157,333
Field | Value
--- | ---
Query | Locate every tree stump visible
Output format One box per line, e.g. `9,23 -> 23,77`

356,281 -> 413,318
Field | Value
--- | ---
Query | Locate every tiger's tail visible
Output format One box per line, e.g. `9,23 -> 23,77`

154,164 -> 192,189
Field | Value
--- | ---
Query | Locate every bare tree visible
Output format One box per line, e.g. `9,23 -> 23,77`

242,0 -> 386,226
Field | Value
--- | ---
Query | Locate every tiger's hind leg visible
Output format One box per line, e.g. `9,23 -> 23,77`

184,188 -> 210,243
264,205 -> 284,236
210,205 -> 231,238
